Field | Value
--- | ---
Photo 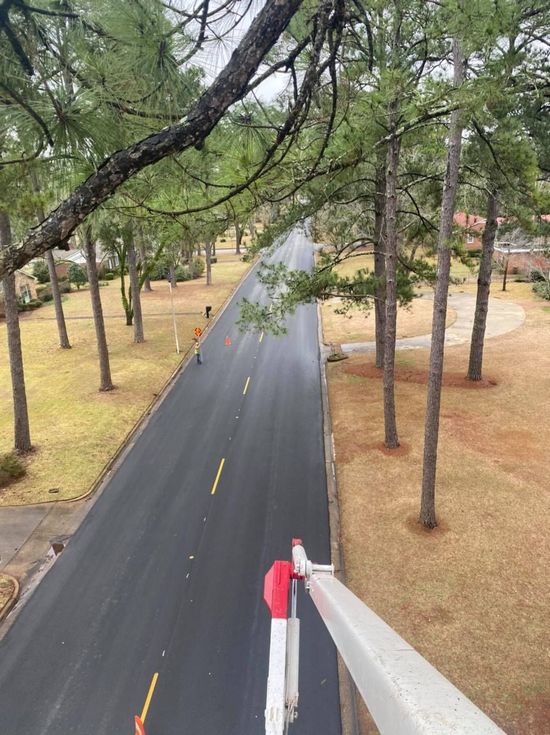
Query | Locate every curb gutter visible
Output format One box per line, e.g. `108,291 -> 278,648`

317,302 -> 360,735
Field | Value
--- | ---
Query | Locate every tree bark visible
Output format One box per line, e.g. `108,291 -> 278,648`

120,260 -> 133,326
83,228 -> 114,392
467,191 -> 498,381
502,252 -> 509,291
1,210 -> 32,452
127,240 -> 144,343
138,240 -> 152,292
383,119 -> 401,450
30,170 -> 71,349
45,249 -> 71,348
235,221 -> 242,255
205,241 -> 213,285
169,264 -> 177,288
420,38 -> 465,529
249,216 -> 257,241
0,0 -> 303,278
374,147 -> 387,370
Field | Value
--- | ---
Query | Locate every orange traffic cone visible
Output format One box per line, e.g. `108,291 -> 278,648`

225,336 -> 231,346
135,715 -> 146,735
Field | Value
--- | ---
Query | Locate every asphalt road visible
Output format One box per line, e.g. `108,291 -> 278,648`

0,230 -> 341,735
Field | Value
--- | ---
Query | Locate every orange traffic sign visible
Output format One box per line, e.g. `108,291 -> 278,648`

225,336 -> 232,346
194,327 -> 202,337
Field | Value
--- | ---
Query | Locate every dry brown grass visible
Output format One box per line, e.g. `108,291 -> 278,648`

0,253 -> 250,506
322,296 -> 456,344
320,252 -> 458,344
328,290 -> 550,734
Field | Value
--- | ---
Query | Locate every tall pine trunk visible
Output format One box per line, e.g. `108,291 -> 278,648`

205,241 -> 213,285
83,228 -> 114,391
169,264 -> 177,287
502,250 -> 509,291
420,39 -> 465,529
30,171 -> 71,349
374,148 -> 387,370
139,241 -> 152,292
383,112 -> 401,449
127,240 -> 144,343
1,210 -> 32,451
45,249 -> 71,349
467,191 -> 498,381
235,221 -> 242,255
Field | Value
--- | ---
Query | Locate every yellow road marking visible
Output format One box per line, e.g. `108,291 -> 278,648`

140,672 -> 159,722
211,458 -> 225,495
243,376 -> 251,395
259,331 -> 264,343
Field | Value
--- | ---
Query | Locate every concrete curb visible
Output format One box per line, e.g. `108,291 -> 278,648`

0,573 -> 20,623
317,302 -> 360,735
1,257 -> 258,510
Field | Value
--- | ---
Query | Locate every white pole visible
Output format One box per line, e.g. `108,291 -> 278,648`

168,281 -> 180,354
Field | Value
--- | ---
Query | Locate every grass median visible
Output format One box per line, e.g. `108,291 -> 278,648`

0,253 -> 250,506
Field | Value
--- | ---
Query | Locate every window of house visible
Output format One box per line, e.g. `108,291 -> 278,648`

19,283 -> 31,303
467,233 -> 474,243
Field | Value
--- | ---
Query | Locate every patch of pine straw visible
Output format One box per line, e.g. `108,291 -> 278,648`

0,254 -> 250,506
328,290 -> 550,735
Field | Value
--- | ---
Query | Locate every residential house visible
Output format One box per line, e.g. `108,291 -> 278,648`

454,211 -> 486,251
32,245 -> 119,280
454,212 -> 550,276
494,217 -> 550,276
0,271 -> 38,318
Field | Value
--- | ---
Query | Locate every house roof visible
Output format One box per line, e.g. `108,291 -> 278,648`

454,212 -> 486,230
16,269 -> 37,280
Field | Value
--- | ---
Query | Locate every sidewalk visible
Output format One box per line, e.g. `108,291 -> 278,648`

341,293 -> 525,353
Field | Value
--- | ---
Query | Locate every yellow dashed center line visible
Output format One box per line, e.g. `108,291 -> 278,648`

259,331 -> 264,343
243,376 -> 251,395
140,672 -> 159,722
211,458 -> 225,495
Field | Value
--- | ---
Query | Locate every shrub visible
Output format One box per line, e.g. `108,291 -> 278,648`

191,256 -> 205,278
175,265 -> 192,282
68,263 -> 87,289
530,270 -> 546,283
220,238 -> 226,243
58,280 -> 72,294
32,260 -> 50,283
104,273 -> 115,281
532,280 -> 550,300
28,299 -> 43,309
210,256 -> 218,264
148,262 -> 167,281
0,453 -> 26,488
